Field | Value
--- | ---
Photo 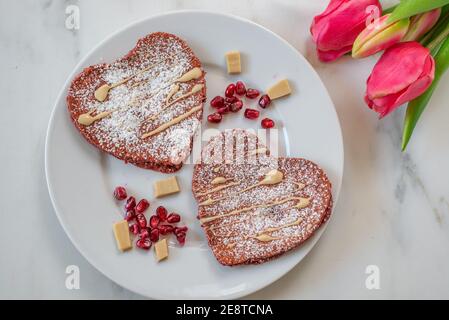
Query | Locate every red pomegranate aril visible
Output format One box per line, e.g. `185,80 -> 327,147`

113,186 -> 127,200
225,83 -> 236,97
156,206 -> 168,221
217,105 -> 230,114
210,96 -> 225,109
230,100 -> 243,112
149,228 -> 160,242
174,226 -> 188,236
139,228 -> 150,239
136,213 -> 147,228
124,209 -> 136,221
225,96 -> 238,104
159,224 -> 174,235
125,196 -> 136,211
246,88 -> 260,99
167,213 -> 181,223
235,81 -> 247,95
135,199 -> 150,214
261,118 -> 275,129
207,113 -> 222,123
136,238 -> 151,250
129,223 -> 140,235
244,108 -> 260,119
258,94 -> 271,108
177,234 -> 186,246
149,215 -> 160,229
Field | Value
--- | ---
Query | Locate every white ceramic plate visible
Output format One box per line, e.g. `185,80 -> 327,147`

45,11 -> 343,299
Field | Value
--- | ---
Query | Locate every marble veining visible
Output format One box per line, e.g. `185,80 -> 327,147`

0,0 -> 448,299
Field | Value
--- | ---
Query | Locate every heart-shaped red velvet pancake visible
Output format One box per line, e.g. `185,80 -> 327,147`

67,32 -> 206,172
192,130 -> 332,266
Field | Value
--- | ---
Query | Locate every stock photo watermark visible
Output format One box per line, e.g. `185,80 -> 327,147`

65,5 -> 80,30
365,265 -> 380,290
65,265 -> 80,290
365,5 -> 382,31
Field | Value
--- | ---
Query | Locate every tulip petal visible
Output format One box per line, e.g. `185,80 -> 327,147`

403,8 -> 441,41
365,42 -> 435,118
392,56 -> 435,106
311,0 -> 382,62
352,16 -> 410,58
367,42 -> 431,98
317,45 -> 354,62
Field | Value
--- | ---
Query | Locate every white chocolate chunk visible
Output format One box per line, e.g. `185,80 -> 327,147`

153,176 -> 180,198
225,51 -> 241,74
154,239 -> 168,262
267,79 -> 291,100
113,220 -> 132,252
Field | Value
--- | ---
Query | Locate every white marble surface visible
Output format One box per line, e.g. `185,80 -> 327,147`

1,0 -> 449,299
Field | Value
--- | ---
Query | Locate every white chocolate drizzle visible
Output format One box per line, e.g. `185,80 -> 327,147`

199,196 -> 310,224
141,105 -> 202,139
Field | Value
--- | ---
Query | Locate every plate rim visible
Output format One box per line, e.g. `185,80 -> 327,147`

45,9 -> 344,299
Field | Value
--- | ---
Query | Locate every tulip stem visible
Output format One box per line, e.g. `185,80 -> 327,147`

421,7 -> 449,48
402,36 -> 449,151
426,16 -> 449,52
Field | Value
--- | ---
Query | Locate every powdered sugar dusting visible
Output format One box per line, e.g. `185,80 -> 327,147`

67,33 -> 206,169
192,130 -> 333,265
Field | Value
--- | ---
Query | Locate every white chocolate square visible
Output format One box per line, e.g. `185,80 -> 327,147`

154,239 -> 168,262
225,51 -> 241,74
113,220 -> 132,252
267,79 -> 291,100
153,176 -> 180,198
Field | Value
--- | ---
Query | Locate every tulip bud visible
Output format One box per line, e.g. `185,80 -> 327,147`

403,8 -> 441,42
352,14 -> 410,58
365,42 -> 435,118
310,0 -> 382,62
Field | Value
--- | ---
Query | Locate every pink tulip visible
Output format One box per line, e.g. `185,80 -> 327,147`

403,8 -> 441,42
352,14 -> 410,58
365,42 -> 435,118
311,0 -> 382,62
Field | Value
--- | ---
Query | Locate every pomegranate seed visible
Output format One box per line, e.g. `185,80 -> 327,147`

225,96 -> 238,104
177,233 -> 186,246
246,88 -> 260,99
235,81 -> 247,95
136,213 -> 147,228
125,196 -> 136,211
210,96 -> 225,109
159,224 -> 174,235
156,206 -> 168,221
140,228 -> 150,239
124,209 -> 136,221
207,113 -> 222,123
244,108 -> 260,119
113,186 -> 127,200
261,118 -> 275,129
230,100 -> 243,112
135,199 -> 150,214
225,83 -> 236,97
258,94 -> 271,108
129,223 -> 140,235
149,228 -> 160,242
167,213 -> 181,223
174,226 -> 188,236
217,105 -> 230,114
149,215 -> 160,229
136,238 -> 151,250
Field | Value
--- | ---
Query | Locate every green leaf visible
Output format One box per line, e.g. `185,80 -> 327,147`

383,4 -> 398,15
402,35 -> 449,150
389,0 -> 449,22
421,7 -> 449,47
